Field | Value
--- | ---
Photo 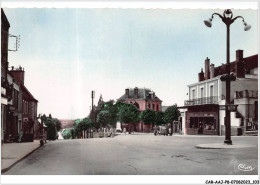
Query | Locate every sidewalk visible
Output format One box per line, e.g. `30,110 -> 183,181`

1,140 -> 41,173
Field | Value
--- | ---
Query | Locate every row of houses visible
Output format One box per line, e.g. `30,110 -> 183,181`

1,9 -> 40,143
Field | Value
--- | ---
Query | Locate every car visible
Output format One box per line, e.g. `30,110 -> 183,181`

154,125 -> 170,136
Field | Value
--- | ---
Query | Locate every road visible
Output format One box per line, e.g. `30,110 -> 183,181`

3,134 -> 258,175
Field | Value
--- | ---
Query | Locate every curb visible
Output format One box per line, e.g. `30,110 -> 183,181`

195,143 -> 255,149
1,144 -> 41,173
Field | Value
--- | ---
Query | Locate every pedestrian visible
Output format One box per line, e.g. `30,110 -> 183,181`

18,128 -> 23,143
154,125 -> 157,136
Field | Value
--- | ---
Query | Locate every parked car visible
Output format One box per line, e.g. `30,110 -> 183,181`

155,125 -> 170,136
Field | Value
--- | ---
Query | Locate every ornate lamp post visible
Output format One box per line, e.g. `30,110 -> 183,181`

204,9 -> 251,145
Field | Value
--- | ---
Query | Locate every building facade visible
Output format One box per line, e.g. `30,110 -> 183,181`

5,72 -> 23,140
9,67 -> 38,141
118,87 -> 162,132
1,9 -> 11,142
180,50 -> 258,136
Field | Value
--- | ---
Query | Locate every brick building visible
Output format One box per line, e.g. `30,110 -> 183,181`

180,50 -> 258,135
118,87 -> 162,132
9,67 -> 38,141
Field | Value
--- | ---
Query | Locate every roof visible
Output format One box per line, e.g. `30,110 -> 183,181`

1,9 -> 10,29
214,54 -> 258,77
20,83 -> 38,102
243,54 -> 258,70
8,70 -> 38,102
118,87 -> 162,102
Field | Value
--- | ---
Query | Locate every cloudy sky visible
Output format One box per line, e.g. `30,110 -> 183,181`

3,7 -> 258,119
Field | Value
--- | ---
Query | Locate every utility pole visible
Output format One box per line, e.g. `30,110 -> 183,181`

91,90 -> 95,120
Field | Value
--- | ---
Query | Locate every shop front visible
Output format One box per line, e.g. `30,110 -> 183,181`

186,104 -> 219,135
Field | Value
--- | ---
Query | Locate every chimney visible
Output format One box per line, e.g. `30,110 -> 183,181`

235,50 -> 245,78
150,91 -> 155,99
204,57 -> 210,80
9,67 -> 25,84
134,87 -> 138,98
125,88 -> 129,98
209,63 -> 215,78
198,68 -> 204,82
236,50 -> 243,62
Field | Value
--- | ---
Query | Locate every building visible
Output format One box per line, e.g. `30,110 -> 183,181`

180,50 -> 258,136
9,67 -> 38,141
118,87 -> 162,132
59,119 -> 75,129
1,9 -> 11,142
5,72 -> 23,141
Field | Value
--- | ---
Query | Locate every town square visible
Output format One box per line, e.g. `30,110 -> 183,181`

0,1 -> 259,185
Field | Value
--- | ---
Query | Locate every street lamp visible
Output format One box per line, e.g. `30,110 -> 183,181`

204,9 -> 251,145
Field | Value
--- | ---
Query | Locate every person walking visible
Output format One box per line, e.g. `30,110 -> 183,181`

18,129 -> 23,143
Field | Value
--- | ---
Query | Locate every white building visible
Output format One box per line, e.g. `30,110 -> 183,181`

179,50 -> 258,135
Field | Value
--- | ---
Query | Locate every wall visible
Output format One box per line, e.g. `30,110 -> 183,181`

125,99 -> 146,111
180,110 -> 187,135
230,112 -> 241,127
189,76 -> 220,100
219,77 -> 257,135
29,101 -> 37,120
221,78 -> 258,103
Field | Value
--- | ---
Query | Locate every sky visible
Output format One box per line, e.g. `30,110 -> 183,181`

3,8 -> 258,119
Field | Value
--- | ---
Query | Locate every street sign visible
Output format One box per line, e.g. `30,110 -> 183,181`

219,105 -> 238,111
219,105 -> 226,110
228,104 -> 238,111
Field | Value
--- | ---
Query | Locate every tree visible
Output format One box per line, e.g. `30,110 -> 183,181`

118,103 -> 139,133
99,100 -> 119,128
70,128 -> 75,139
154,111 -> 165,125
53,118 -> 61,132
73,119 -> 82,138
140,110 -> 155,124
62,129 -> 72,139
97,110 -> 110,128
81,118 -> 92,138
163,104 -> 180,123
44,117 -> 57,140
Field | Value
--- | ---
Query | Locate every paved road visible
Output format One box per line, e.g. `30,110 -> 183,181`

3,134 -> 258,175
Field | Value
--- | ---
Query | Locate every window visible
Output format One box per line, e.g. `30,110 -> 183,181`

156,104 -> 159,111
201,88 -> 204,98
152,104 -> 155,110
192,89 -> 195,100
210,85 -> 214,97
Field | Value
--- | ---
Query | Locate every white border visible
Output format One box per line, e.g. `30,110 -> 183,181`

1,175 -> 260,184
0,1 -> 259,185
0,1 -> 259,9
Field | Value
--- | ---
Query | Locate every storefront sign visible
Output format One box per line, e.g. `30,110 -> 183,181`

219,105 -> 237,111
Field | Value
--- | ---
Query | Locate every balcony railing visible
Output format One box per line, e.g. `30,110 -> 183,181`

184,96 -> 218,106
235,90 -> 258,99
